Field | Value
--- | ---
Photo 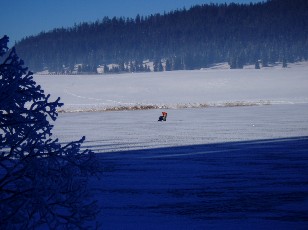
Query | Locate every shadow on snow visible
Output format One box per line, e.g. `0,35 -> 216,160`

95,136 -> 308,229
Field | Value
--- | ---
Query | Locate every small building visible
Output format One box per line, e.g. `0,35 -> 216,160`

72,64 -> 83,74
97,65 -> 105,74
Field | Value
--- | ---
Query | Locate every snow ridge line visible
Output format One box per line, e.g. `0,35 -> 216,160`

57,100 -> 271,113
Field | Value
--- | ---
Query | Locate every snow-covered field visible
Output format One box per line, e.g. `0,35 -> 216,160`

34,63 -> 308,229
35,62 -> 308,113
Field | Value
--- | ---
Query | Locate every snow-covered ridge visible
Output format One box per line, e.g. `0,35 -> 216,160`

34,61 -> 308,113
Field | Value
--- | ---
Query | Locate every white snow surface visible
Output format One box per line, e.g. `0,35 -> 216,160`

52,104 -> 308,153
32,63 -> 308,229
34,62 -> 308,113
33,62 -> 308,152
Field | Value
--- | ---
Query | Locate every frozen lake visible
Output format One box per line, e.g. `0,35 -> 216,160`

39,64 -> 308,229
53,104 -> 308,153
52,104 -> 308,229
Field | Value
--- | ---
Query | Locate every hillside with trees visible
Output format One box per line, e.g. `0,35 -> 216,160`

15,0 -> 308,73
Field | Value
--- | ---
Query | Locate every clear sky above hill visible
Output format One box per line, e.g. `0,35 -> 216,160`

1,0 -> 263,47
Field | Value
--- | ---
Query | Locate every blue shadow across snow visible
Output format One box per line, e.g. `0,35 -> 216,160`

94,136 -> 308,230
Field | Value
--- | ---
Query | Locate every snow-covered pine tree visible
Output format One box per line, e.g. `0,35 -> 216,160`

0,36 -> 100,229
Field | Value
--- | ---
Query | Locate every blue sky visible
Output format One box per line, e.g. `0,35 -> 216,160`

1,0 -> 263,47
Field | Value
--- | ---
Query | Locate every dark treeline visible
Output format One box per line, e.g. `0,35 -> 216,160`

15,0 -> 308,73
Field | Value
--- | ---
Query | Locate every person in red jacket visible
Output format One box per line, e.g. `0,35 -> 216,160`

158,112 -> 167,121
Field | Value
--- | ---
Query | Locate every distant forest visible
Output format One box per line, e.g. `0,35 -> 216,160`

15,0 -> 308,73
